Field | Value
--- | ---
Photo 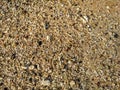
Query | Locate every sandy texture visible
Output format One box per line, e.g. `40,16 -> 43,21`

0,0 -> 120,90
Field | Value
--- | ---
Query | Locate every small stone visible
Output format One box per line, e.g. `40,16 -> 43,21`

113,33 -> 119,38
29,32 -> 32,35
29,65 -> 34,70
38,40 -> 42,46
45,75 -> 52,82
46,36 -> 50,41
68,61 -> 72,64
106,6 -> 110,9
48,70 -> 52,73
70,80 -> 75,87
61,4 -> 64,7
29,77 -> 32,83
60,82 -> 63,86
41,80 -> 50,86
11,86 -> 16,90
34,64 -> 37,69
11,53 -> 16,59
0,77 -> 3,81
45,21 -> 50,30
21,66 -> 27,69
4,87 -> 8,90
0,82 -> 3,86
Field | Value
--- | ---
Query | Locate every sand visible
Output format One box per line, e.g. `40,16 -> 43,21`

0,0 -> 120,90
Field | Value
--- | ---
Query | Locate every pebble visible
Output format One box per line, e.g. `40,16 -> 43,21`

0,77 -> 3,80
0,77 -> 3,83
70,80 -> 75,87
45,21 -> 50,30
46,35 -> 50,41
21,66 -> 27,70
106,6 -> 110,9
29,65 -> 34,70
41,80 -> 50,86
38,40 -> 42,46
113,33 -> 119,38
81,15 -> 89,23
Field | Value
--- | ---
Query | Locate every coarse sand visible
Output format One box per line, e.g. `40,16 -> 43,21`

0,0 -> 120,90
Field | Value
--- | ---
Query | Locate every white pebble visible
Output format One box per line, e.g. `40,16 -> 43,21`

70,80 -> 75,86
29,65 -> 34,70
81,15 -> 89,23
41,80 -> 50,86
46,36 -> 50,41
21,66 -> 27,70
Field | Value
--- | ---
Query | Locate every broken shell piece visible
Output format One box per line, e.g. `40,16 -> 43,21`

81,15 -> 89,23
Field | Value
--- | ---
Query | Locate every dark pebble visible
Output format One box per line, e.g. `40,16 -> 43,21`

32,70 -> 37,76
22,10 -> 28,14
6,0 -> 11,3
97,82 -> 100,87
38,41 -> 42,46
38,72 -> 42,77
45,21 -> 50,30
45,75 -> 52,82
15,42 -> 19,45
4,87 -> 8,90
69,88 -> 73,90
34,64 -> 37,69
114,33 -> 119,38
75,78 -> 80,83
0,82 -> 3,86
79,61 -> 83,63
32,87 -> 35,90
29,77 -> 32,83
11,53 -> 16,59
64,64 -> 68,70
